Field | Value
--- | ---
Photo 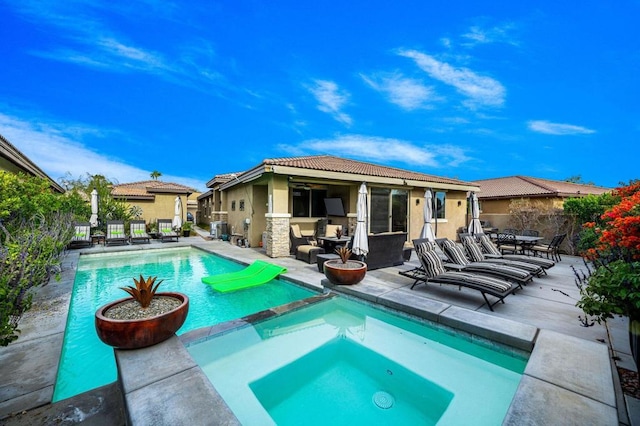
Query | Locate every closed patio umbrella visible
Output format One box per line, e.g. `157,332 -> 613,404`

468,192 -> 484,236
172,196 -> 183,229
89,189 -> 99,227
351,183 -> 369,259
419,189 -> 436,242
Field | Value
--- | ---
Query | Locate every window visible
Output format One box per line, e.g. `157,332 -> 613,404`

239,200 -> 245,211
292,189 -> 328,217
434,191 -> 446,219
231,200 -> 236,211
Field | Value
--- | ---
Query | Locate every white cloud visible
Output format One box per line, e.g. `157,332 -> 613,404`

278,134 -> 471,168
527,120 -> 596,135
308,80 -> 352,126
398,49 -> 506,109
12,1 -> 226,95
461,23 -> 518,47
361,73 -> 439,110
0,112 -> 205,190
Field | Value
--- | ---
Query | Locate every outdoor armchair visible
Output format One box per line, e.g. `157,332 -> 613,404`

530,233 -> 566,262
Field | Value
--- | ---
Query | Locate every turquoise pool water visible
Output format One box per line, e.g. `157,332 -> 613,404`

53,247 -> 315,402
188,297 -> 527,425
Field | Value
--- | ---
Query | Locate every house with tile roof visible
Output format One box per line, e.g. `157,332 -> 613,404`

473,175 -> 611,233
197,173 -> 237,226
202,155 -> 479,258
1,134 -> 64,193
111,180 -> 198,227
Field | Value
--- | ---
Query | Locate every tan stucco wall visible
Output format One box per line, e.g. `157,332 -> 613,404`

125,194 -> 188,226
406,188 -> 468,241
225,186 -> 251,237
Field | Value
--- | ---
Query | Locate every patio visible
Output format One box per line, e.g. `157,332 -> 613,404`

0,230 -> 637,424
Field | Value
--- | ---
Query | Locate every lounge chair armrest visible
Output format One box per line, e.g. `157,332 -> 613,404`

443,262 -> 465,271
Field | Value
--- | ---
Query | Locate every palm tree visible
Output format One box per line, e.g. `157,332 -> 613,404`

150,171 -> 162,180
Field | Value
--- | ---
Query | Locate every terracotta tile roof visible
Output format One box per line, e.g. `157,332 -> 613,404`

111,180 -> 196,198
261,155 -> 471,186
205,173 -> 237,188
473,176 -> 611,199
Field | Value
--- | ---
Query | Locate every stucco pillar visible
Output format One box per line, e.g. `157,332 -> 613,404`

265,213 -> 291,258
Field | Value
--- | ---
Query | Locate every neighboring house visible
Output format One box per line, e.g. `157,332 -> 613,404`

473,175 -> 611,231
111,180 -> 197,226
197,173 -> 236,226
0,134 -> 64,193
201,155 -> 479,258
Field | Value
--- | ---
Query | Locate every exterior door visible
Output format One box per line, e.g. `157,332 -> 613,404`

370,188 -> 408,233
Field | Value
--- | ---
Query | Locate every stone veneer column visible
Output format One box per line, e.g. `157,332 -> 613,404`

265,213 -> 291,258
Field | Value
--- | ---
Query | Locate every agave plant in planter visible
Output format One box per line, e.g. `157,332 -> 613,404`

95,275 -> 189,349
323,247 -> 367,286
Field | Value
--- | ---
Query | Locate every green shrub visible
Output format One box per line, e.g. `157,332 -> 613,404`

0,171 -> 86,346
0,213 -> 75,345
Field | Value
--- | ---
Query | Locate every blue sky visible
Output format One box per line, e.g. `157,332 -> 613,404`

1,1 -> 637,191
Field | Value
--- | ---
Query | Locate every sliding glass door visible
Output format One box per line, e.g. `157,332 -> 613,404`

370,188 -> 408,233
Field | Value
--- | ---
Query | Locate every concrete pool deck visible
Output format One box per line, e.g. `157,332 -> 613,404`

0,231 -> 637,424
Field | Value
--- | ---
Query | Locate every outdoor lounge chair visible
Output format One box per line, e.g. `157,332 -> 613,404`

106,220 -> 128,246
475,234 -> 555,270
436,238 -> 534,285
290,224 -> 315,254
399,241 -> 517,311
69,222 -> 92,248
158,219 -> 179,242
459,235 -> 545,277
530,233 -> 566,262
129,220 -> 150,244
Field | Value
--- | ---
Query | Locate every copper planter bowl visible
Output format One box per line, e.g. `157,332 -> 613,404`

95,292 -> 189,349
323,260 -> 367,285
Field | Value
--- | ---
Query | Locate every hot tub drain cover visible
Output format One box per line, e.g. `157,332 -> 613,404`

373,391 -> 394,409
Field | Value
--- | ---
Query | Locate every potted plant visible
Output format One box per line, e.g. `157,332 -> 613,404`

148,221 -> 159,239
182,221 -> 193,237
95,275 -> 189,349
323,247 -> 367,285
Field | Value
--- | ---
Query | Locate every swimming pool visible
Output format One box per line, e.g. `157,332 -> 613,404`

53,247 -> 315,402
188,296 -> 528,425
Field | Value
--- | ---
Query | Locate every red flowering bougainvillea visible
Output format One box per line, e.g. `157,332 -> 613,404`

591,182 -> 640,261
577,181 -> 640,324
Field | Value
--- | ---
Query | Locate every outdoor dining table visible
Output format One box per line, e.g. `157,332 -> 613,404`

488,233 -> 543,243
317,236 -> 351,253
488,233 -> 544,254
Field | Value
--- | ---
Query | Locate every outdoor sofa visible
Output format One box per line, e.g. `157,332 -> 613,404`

317,231 -> 408,272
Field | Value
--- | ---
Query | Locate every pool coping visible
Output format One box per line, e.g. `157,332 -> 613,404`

115,277 -> 617,425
